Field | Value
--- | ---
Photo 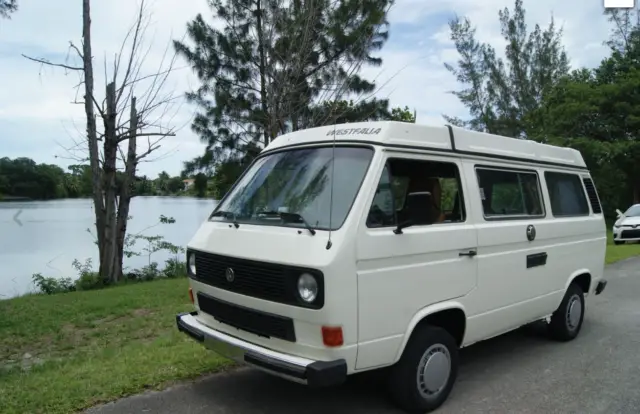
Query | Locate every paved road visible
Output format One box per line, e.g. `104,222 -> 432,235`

88,259 -> 640,414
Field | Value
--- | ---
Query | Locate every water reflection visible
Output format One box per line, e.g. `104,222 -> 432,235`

0,197 -> 217,298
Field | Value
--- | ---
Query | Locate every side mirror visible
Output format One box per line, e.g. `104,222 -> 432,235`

616,209 -> 624,218
393,219 -> 413,234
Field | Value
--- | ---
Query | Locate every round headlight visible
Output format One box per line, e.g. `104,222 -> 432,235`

297,273 -> 318,303
188,254 -> 196,275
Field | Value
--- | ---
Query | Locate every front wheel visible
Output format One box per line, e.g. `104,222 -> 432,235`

548,283 -> 585,341
388,325 -> 459,413
614,240 -> 623,245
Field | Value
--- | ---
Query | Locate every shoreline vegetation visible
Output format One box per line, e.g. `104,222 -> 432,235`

0,230 -> 638,413
0,193 -> 199,202
0,157 -> 219,201
27,215 -> 189,296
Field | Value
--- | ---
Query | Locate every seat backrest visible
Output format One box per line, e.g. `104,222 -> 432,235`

404,192 -> 434,225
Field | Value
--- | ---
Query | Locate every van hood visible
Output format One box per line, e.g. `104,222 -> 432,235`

187,220 -> 339,268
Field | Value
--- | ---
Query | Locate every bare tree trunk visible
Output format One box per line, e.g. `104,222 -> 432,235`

24,0 -> 178,286
114,97 -> 138,281
255,0 -> 270,146
82,0 -> 106,279
101,82 -> 119,283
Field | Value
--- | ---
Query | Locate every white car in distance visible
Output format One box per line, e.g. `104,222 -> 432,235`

613,204 -> 640,244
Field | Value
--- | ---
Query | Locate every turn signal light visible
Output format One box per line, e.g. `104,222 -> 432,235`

321,326 -> 343,347
188,287 -> 194,304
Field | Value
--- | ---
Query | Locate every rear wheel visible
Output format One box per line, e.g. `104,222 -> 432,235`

388,325 -> 459,413
548,283 -> 585,341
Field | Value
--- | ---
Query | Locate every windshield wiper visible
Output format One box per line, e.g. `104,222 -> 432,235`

257,210 -> 316,235
210,210 -> 239,228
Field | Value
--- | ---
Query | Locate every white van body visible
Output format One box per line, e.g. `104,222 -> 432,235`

177,121 -> 607,412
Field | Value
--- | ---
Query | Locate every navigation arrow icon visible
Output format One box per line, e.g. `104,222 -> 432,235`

13,209 -> 22,226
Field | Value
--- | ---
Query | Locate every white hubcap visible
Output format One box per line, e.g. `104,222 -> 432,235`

417,344 -> 451,399
566,294 -> 582,331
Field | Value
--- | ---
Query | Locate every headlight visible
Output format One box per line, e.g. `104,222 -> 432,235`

297,273 -> 318,303
188,254 -> 196,275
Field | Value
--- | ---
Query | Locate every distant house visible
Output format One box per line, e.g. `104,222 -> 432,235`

182,178 -> 195,191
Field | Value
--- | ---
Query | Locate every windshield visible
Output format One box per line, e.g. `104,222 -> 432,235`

624,205 -> 640,217
211,146 -> 374,231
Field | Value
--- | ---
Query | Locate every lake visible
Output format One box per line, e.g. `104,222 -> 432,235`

0,197 -> 217,299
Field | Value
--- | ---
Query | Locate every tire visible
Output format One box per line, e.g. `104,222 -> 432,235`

548,283 -> 585,342
388,325 -> 459,413
614,240 -> 623,245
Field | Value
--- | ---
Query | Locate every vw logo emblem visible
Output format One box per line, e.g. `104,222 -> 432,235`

225,268 -> 235,282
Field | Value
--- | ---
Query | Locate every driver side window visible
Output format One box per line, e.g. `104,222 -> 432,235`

366,157 -> 466,228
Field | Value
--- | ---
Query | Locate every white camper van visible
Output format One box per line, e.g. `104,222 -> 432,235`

177,121 -> 607,413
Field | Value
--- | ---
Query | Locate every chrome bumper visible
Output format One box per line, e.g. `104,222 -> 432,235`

176,311 -> 347,388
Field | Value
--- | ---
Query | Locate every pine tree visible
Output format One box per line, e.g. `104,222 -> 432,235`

0,0 -> 17,19
444,0 -> 569,138
174,0 -> 394,173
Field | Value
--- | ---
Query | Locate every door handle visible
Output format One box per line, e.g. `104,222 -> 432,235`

459,250 -> 477,257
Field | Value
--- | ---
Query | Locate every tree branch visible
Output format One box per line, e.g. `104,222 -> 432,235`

21,54 -> 83,71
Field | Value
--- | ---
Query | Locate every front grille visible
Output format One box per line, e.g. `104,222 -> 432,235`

190,250 -> 324,309
197,292 -> 296,342
621,229 -> 640,239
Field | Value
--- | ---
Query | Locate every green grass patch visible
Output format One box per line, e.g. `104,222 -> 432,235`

0,278 -> 231,414
606,229 -> 640,264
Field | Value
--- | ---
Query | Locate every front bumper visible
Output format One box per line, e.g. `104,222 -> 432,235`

613,227 -> 640,242
176,312 -> 347,388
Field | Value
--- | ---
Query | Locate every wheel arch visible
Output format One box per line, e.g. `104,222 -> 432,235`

565,269 -> 592,295
393,301 -> 467,364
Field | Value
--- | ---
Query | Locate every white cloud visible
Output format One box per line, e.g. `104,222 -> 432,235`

0,0 -> 616,177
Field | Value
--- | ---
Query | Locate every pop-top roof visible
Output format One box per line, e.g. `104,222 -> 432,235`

261,121 -> 586,169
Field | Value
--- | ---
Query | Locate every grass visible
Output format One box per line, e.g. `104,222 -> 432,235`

0,232 -> 638,413
606,229 -> 640,264
0,278 -> 231,414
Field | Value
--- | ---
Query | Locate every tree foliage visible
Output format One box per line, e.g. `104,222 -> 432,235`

0,158 -> 94,199
175,0 -> 395,175
444,0 -> 640,216
528,6 -> 640,212
444,0 -> 569,137
0,0 -> 17,19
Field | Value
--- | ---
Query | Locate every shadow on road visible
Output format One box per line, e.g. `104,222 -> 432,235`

184,322 -> 556,413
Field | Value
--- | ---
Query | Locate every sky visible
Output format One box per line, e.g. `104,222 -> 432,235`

0,0 -> 617,178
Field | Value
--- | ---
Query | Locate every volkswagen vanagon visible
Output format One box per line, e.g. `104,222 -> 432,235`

177,121 -> 607,413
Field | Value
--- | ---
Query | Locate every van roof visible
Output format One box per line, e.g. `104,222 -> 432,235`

262,121 -> 587,170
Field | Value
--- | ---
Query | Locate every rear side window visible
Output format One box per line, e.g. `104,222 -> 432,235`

476,168 -> 544,219
582,177 -> 603,214
544,172 -> 589,216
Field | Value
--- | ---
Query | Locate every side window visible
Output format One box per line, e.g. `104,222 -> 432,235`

367,158 -> 466,228
544,171 -> 589,216
476,168 -> 544,219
